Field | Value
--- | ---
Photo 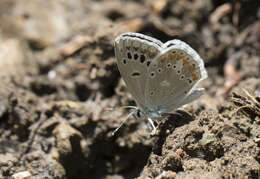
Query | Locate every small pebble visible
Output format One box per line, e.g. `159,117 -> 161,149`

12,171 -> 31,179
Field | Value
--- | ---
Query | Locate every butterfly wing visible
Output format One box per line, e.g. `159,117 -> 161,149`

176,88 -> 205,108
114,32 -> 163,109
144,39 -> 207,113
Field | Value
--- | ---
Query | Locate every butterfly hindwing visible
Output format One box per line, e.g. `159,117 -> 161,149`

144,40 -> 207,112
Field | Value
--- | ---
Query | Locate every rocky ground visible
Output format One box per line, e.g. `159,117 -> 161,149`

0,0 -> 259,178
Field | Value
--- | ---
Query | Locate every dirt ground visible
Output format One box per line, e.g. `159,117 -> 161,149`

0,0 -> 259,179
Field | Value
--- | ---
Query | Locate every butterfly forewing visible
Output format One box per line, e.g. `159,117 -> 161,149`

114,33 -> 163,108
144,40 -> 207,112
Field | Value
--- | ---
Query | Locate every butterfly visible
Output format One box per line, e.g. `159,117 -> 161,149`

113,32 -> 207,134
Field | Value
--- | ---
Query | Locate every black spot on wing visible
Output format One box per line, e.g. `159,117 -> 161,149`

134,54 -> 138,60
140,55 -> 145,63
131,71 -> 141,77
127,52 -> 132,59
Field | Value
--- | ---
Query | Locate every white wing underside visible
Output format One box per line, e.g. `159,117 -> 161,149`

114,32 -> 207,114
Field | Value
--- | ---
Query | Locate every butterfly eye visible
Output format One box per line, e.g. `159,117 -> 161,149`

136,110 -> 141,118
157,68 -> 162,73
180,75 -> 185,80
173,65 -> 176,69
177,70 -> 181,74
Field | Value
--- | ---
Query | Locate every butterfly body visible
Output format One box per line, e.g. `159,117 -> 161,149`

114,32 -> 207,132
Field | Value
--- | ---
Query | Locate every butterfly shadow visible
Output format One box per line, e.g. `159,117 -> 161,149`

152,109 -> 194,155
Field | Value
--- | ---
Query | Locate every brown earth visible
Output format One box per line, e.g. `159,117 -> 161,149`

0,0 -> 259,179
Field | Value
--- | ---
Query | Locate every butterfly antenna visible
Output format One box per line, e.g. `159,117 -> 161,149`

112,110 -> 136,136
105,106 -> 138,111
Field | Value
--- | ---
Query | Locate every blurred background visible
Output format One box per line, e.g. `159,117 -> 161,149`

0,0 -> 259,178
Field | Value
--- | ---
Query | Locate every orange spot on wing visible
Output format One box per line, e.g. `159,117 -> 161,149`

160,57 -> 166,62
192,73 -> 198,80
188,65 -> 195,71
148,51 -> 156,58
170,54 -> 176,60
183,59 -> 189,65
176,55 -> 184,60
